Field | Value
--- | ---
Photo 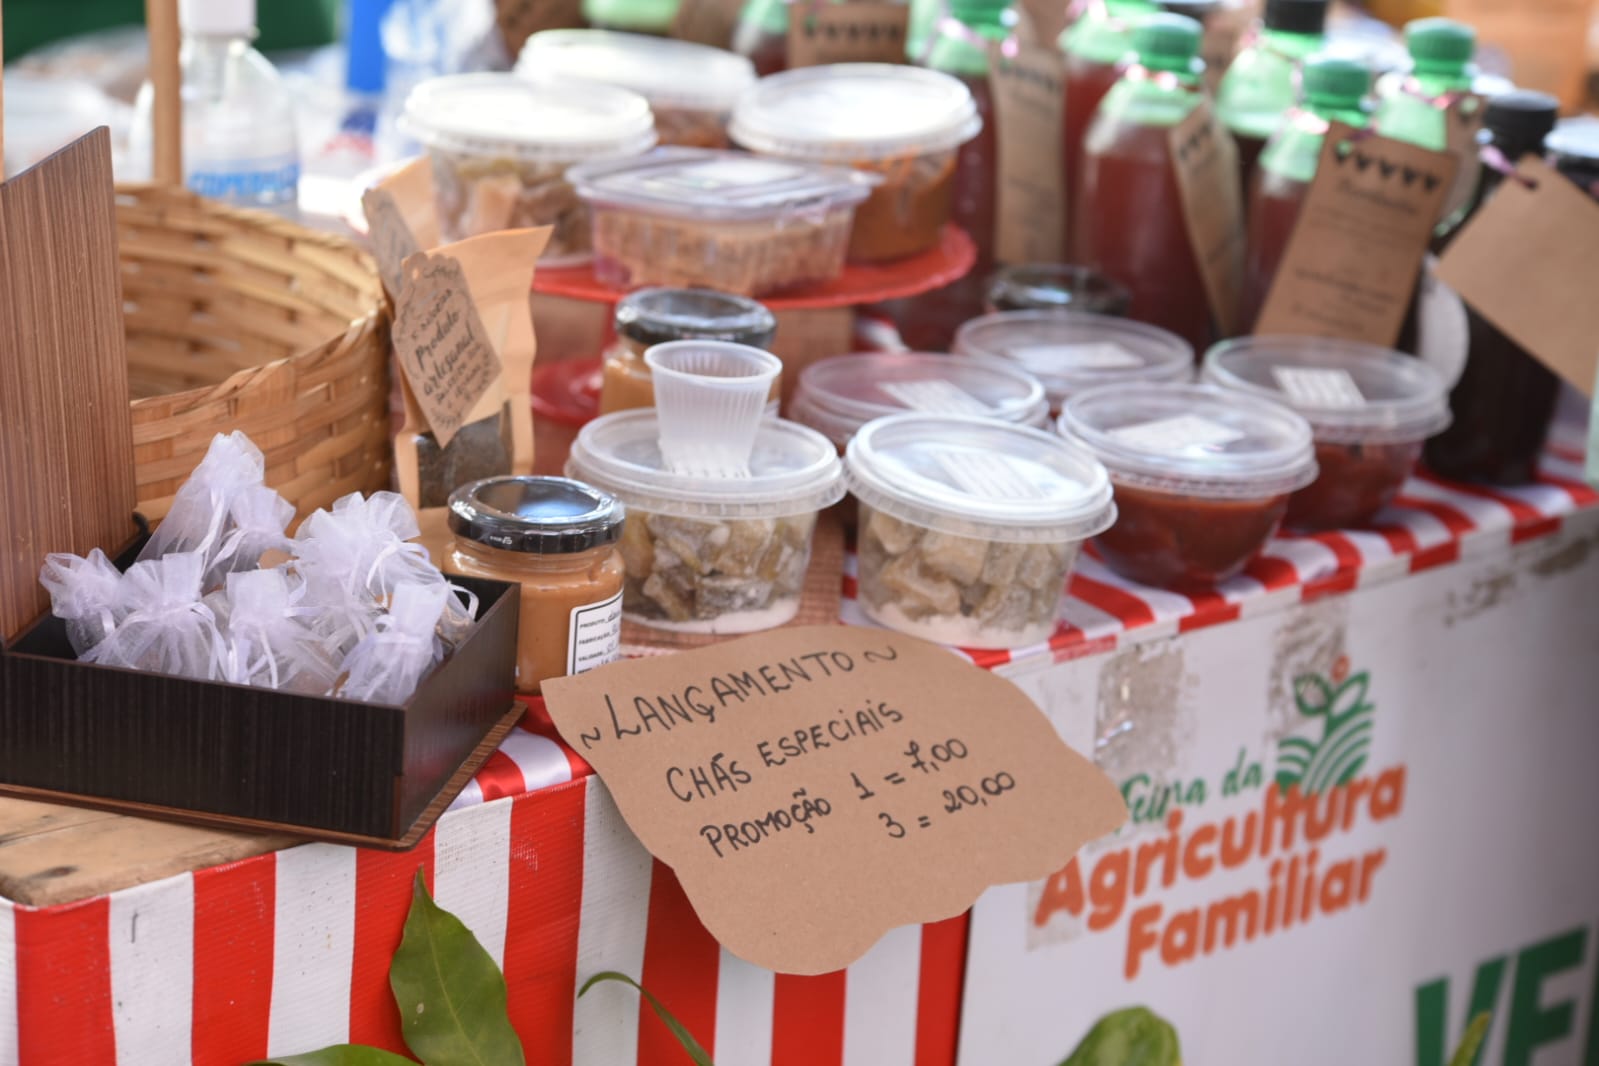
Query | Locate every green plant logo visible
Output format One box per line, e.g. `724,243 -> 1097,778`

1276,656 -> 1375,795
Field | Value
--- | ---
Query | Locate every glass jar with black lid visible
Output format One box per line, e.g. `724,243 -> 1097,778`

599,287 -> 778,415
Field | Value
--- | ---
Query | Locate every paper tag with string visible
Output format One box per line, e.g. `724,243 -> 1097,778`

392,252 -> 503,448
1169,100 -> 1244,338
1437,155 -> 1599,397
1254,123 -> 1456,347
990,41 -> 1067,265
787,2 -> 909,67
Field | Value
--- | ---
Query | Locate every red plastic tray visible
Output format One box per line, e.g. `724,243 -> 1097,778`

534,225 -> 976,310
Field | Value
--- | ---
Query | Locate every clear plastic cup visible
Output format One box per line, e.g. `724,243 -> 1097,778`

569,148 -> 875,295
846,414 -> 1116,650
600,288 -> 778,416
399,73 -> 656,259
729,64 -> 982,262
515,31 -> 755,149
1059,383 -> 1317,589
645,341 -> 783,476
790,352 -> 1050,450
954,310 -> 1195,413
1202,336 -> 1452,530
566,409 -> 845,633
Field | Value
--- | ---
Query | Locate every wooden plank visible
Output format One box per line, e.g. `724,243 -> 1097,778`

0,129 -> 138,644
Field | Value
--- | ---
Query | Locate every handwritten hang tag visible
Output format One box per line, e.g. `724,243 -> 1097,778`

542,625 -> 1127,975
1437,156 -> 1599,397
361,186 -> 422,302
787,2 -> 909,68
1254,124 -> 1456,346
1439,94 -> 1485,224
989,42 -> 1067,265
1169,100 -> 1245,338
392,252 -> 505,449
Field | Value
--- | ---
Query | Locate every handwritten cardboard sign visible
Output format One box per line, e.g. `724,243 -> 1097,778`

1170,100 -> 1244,338
787,2 -> 909,68
1436,155 -> 1599,398
990,42 -> 1067,265
542,625 -> 1127,974
361,186 -> 422,302
392,252 -> 504,448
1255,124 -> 1455,346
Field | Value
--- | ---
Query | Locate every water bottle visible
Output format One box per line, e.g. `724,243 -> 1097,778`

130,0 -> 300,214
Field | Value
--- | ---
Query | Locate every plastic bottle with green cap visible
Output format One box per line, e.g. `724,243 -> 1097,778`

1215,0 -> 1328,195
583,0 -> 681,34
890,0 -> 1010,349
1238,51 -> 1370,330
1075,13 -> 1215,353
1424,90 -> 1563,486
1373,17 -> 1476,152
1058,0 -> 1159,220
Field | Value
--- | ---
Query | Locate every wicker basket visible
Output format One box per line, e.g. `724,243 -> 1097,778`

119,184 -> 392,524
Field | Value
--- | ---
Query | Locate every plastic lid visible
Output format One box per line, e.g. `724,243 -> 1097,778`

1202,336 -> 1451,444
615,288 -> 777,349
1549,118 -> 1599,164
1404,18 -> 1474,70
984,264 -> 1132,315
1483,90 -> 1560,158
181,0 -> 254,35
570,147 -> 875,220
400,74 -> 657,161
448,476 -> 624,554
1132,13 -> 1203,70
953,311 -> 1193,406
729,64 -> 982,162
1263,0 -> 1326,36
792,353 -> 1049,445
1302,53 -> 1371,107
583,0 -> 680,32
1059,383 -> 1317,498
515,30 -> 756,112
845,414 -> 1115,544
566,409 -> 844,518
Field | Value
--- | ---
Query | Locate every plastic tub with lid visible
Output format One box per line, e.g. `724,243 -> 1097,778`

729,64 -> 982,262
1202,336 -> 1450,530
601,288 -> 778,415
400,73 -> 657,258
791,352 -> 1049,450
565,409 -> 844,633
570,147 -> 876,295
846,413 -> 1116,649
1058,383 -> 1317,588
954,310 -> 1194,411
515,31 -> 755,149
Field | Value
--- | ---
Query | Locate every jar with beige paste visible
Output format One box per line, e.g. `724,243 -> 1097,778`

445,476 -> 626,694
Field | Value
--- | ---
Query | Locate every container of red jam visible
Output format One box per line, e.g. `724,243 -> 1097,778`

1059,383 -> 1316,588
846,413 -> 1116,649
953,310 -> 1193,413
1202,336 -> 1450,530
791,352 -> 1049,450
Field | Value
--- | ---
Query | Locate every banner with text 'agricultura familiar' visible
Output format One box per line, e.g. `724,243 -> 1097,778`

960,516 -> 1599,1066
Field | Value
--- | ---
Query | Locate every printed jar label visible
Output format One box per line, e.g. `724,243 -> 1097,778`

568,589 -> 624,676
880,379 -> 992,415
1271,366 -> 1366,408
929,447 -> 1050,500
1110,414 -> 1246,453
1011,342 -> 1143,371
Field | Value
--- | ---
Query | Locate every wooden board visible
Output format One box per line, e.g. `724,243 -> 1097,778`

0,129 -> 139,644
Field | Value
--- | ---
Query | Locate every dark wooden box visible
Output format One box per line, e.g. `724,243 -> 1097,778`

0,540 -> 522,849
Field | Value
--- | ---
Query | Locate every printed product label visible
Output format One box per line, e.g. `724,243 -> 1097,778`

1012,342 -> 1144,371
568,589 -> 623,676
187,155 -> 300,205
880,379 -> 992,415
929,447 -> 1050,500
1110,414 -> 1246,453
1271,366 -> 1366,408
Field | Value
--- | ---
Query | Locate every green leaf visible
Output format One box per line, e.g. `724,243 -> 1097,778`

249,1045 -> 418,1066
579,971 -> 716,1066
388,870 -> 526,1066
1447,1012 -> 1492,1066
